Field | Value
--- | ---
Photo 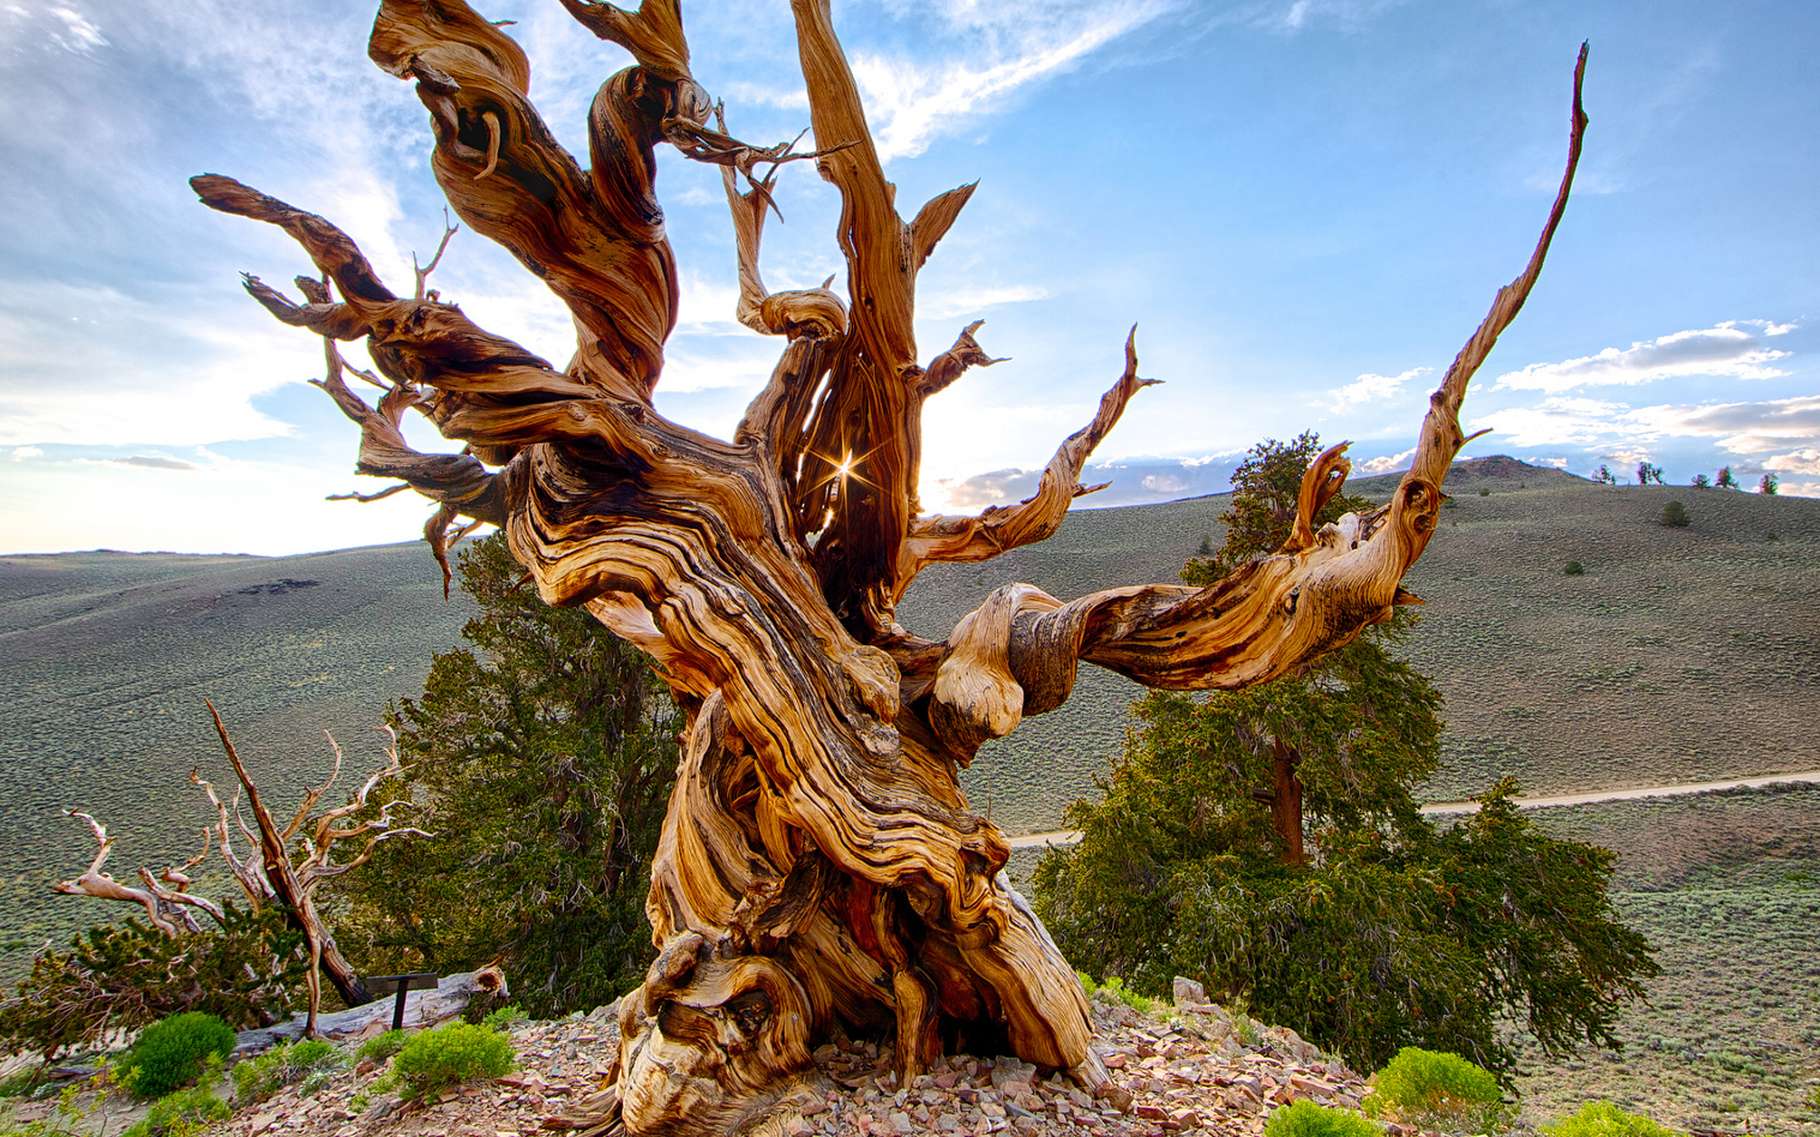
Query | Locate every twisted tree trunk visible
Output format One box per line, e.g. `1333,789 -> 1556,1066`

192,3 -> 1588,1132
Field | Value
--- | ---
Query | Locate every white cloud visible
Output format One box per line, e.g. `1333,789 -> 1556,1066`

1764,448 -> 1820,476
1357,447 -> 1414,475
850,3 -> 1171,161
920,283 -> 1051,320
1538,456 -> 1569,469
1141,472 -> 1189,493
10,446 -> 43,462
1492,320 -> 1795,394
1478,392 -> 1820,460
1324,366 -> 1430,411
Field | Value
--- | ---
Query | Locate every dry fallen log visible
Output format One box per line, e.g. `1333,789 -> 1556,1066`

232,967 -> 506,1054
193,3 -> 1590,1131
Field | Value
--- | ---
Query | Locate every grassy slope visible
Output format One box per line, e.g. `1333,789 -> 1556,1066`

1516,786 -> 1820,1134
0,545 -> 474,967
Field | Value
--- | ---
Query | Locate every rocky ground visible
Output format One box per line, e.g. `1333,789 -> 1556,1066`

192,983 -> 1370,1137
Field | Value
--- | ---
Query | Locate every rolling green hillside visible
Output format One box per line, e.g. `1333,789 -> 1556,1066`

3,459 -> 1817,975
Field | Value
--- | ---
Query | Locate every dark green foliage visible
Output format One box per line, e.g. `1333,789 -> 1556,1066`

121,1060 -> 230,1137
1593,464 -> 1617,486
1184,431 -> 1372,581
354,1029 -> 408,1065
1363,1047 -> 1513,1134
0,906 -> 304,1059
1636,462 -> 1664,486
1715,466 -> 1737,490
1563,560 -> 1586,575
1541,1102 -> 1685,1137
1479,487 -> 1491,496
1263,1099 -> 1379,1137
230,1039 -> 343,1104
391,1022 -> 514,1101
1658,501 -> 1690,528
1690,473 -> 1710,489
336,535 -> 681,1017
121,1014 -> 235,1100
1759,472 -> 1779,495
1034,434 -> 1657,1076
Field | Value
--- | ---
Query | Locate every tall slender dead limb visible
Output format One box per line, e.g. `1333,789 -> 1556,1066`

194,4 -> 1589,1129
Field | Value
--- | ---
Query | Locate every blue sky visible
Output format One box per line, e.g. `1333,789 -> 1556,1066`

2,0 -> 1815,554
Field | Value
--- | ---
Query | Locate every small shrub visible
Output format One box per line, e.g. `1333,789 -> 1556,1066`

1264,1099 -> 1379,1137
1540,1101 -> 1685,1137
1658,501 -> 1690,528
123,1013 -> 237,1100
231,1038 -> 344,1104
355,1029 -> 409,1065
1564,560 -> 1585,575
1363,1047 -> 1513,1134
480,1003 -> 529,1031
1075,973 -> 1164,1017
1479,487 -> 1491,497
391,1022 -> 514,1101
122,1058 -> 230,1137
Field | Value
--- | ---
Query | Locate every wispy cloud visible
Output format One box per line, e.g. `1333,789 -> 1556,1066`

1479,392 -> 1820,460
1492,320 -> 1796,394
111,455 -> 197,471
850,2 -> 1173,161
1324,366 -> 1430,411
921,283 -> 1052,320
10,446 -> 43,462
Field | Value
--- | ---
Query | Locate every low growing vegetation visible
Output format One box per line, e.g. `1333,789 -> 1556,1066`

1363,1047 -> 1513,1134
1263,1098 -> 1379,1137
354,1028 -> 409,1065
121,1012 -> 236,1100
1540,1101 -> 1686,1137
390,1021 -> 514,1102
230,1038 -> 344,1104
121,1062 -> 230,1137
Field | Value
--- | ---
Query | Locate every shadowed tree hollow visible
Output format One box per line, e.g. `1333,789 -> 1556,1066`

191,3 -> 1588,1133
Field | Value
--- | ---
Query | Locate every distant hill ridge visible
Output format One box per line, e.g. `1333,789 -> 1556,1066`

3,456 -> 1815,966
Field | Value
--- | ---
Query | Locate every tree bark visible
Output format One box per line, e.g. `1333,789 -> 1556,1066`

1270,739 -> 1306,866
193,4 -> 1590,1130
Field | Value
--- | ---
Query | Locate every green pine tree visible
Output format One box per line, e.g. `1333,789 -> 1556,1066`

1033,433 -> 1657,1075
337,534 -> 681,1017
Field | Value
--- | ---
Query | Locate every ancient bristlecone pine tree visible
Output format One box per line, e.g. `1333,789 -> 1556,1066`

192,3 -> 1587,1132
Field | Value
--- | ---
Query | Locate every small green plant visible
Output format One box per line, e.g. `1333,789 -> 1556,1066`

480,1003 -> 529,1030
355,1029 -> 410,1064
1363,1047 -> 1513,1134
1564,560 -> 1585,575
1479,487 -> 1491,497
231,1038 -> 344,1104
122,1012 -> 237,1099
122,1057 -> 229,1137
1264,1098 -> 1379,1137
1075,972 -> 1164,1016
1659,501 -> 1690,528
391,1022 -> 515,1101
0,1069 -> 45,1100
1540,1101 -> 1685,1137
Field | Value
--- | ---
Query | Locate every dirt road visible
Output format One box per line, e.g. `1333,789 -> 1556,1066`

1004,768 -> 1820,850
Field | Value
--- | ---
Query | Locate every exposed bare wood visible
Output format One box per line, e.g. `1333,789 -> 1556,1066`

195,5 -> 1589,1129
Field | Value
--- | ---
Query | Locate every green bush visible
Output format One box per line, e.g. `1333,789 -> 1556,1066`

1363,1047 -> 1513,1134
231,1038 -> 344,1104
1564,560 -> 1585,575
1264,1099 -> 1379,1137
1659,501 -> 1690,528
1540,1101 -> 1685,1137
480,1003 -> 529,1030
122,1058 -> 229,1137
1076,973 -> 1164,1017
123,1013 -> 237,1100
391,1022 -> 514,1101
355,1029 -> 409,1064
